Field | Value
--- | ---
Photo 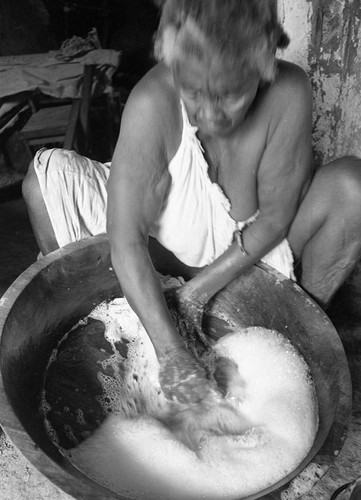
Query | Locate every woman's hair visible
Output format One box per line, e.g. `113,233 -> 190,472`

153,0 -> 289,82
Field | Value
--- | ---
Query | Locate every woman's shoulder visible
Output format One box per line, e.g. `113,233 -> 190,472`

120,63 -> 182,156
125,64 -> 180,123
269,60 -> 312,103
256,59 -> 312,121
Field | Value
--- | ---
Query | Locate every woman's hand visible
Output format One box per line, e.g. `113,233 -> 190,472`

158,286 -> 215,403
164,286 -> 212,356
162,286 -> 245,403
158,346 -> 217,404
213,356 -> 245,403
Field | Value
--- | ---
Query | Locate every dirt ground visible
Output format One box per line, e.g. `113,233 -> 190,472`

0,430 -> 72,499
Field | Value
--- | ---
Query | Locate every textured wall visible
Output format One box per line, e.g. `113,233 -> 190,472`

278,0 -> 361,166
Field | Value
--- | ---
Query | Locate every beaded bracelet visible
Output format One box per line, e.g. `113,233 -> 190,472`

233,227 -> 248,256
233,209 -> 260,257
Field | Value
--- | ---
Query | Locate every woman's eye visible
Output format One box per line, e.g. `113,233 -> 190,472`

186,90 -> 200,100
223,93 -> 241,103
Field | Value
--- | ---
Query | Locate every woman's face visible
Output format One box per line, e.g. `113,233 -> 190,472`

173,53 -> 261,138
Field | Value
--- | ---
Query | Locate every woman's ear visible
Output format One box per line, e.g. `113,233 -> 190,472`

276,27 -> 290,49
153,0 -> 167,7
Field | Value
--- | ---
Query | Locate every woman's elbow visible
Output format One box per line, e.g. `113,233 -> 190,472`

108,226 -> 148,265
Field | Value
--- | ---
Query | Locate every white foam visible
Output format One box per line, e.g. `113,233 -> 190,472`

66,298 -> 318,500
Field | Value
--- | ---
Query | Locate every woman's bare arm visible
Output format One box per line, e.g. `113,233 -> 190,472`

107,76 -> 183,358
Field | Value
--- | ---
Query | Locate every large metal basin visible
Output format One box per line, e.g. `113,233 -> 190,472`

0,234 -> 352,499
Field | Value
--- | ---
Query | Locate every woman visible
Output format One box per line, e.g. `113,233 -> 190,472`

23,0 -> 361,396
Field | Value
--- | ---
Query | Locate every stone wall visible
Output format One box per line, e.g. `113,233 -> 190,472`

278,0 -> 361,166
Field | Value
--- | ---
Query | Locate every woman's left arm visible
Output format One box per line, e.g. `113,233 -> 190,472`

180,62 -> 314,305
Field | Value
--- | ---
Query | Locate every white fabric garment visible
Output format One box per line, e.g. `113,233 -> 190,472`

149,101 -> 295,278
34,148 -> 110,248
34,101 -> 295,279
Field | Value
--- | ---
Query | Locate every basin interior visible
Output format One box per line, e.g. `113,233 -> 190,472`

0,234 -> 352,499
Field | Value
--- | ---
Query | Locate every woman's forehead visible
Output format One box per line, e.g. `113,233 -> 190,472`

174,55 -> 257,91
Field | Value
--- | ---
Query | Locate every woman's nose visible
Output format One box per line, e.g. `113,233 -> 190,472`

202,98 -> 223,122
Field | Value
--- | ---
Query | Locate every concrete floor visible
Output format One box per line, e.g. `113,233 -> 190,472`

1,184 -> 361,499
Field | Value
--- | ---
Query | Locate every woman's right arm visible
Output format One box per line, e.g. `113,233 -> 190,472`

107,80 -> 182,358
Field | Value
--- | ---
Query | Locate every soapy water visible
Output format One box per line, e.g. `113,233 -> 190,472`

41,278 -> 319,500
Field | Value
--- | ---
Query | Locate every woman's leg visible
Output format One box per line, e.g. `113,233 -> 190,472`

22,149 -> 109,256
288,156 -> 361,308
22,159 -> 59,255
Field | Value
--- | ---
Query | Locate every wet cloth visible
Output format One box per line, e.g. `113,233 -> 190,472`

33,102 -> 295,279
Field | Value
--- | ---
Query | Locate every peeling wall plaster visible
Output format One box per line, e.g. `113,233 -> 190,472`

278,0 -> 313,70
278,0 -> 361,165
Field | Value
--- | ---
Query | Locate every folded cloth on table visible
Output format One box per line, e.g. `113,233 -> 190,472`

0,49 -> 121,100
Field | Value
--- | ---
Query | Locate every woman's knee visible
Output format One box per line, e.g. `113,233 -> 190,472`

316,156 -> 361,212
21,158 -> 59,253
22,159 -> 41,207
289,156 -> 361,255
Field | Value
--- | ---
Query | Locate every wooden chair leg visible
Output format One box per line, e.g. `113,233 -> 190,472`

63,100 -> 81,151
